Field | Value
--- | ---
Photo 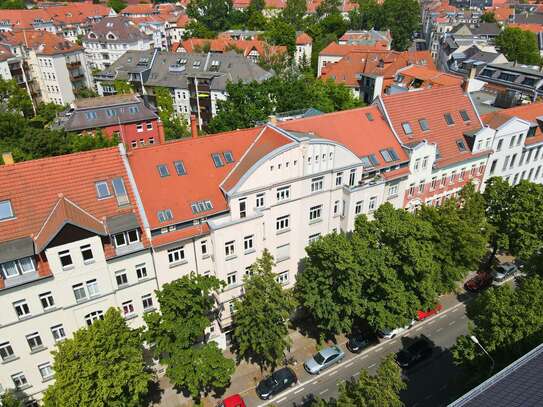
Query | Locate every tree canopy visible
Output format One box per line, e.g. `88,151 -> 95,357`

480,12 -> 497,23
43,308 -> 150,407
187,0 -> 235,35
496,27 -> 541,65
107,0 -> 127,13
154,87 -> 190,140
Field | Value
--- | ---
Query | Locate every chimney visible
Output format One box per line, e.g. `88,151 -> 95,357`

190,114 -> 198,138
2,152 -> 14,165
462,67 -> 477,93
268,115 -> 277,125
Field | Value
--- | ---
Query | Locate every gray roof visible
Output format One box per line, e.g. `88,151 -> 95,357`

448,343 -> 543,407
463,45 -> 502,63
0,237 -> 34,263
95,49 -> 274,92
105,213 -> 139,235
86,16 -> 151,44
451,22 -> 501,37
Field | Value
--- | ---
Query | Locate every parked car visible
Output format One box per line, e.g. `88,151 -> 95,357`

492,262 -> 519,282
218,394 -> 246,407
304,345 -> 345,374
396,338 -> 433,369
464,272 -> 493,292
417,304 -> 443,321
346,333 -> 371,353
256,367 -> 297,400
378,320 -> 415,340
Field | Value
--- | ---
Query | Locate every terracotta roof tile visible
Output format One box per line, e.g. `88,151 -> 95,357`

151,223 -> 210,247
509,23 -> 543,33
296,32 -> 313,45
483,102 -> 543,145
396,65 -> 464,87
0,30 -> 82,55
175,38 -> 286,57
319,42 -> 390,57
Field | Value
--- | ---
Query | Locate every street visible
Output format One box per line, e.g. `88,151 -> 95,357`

242,296 -> 471,407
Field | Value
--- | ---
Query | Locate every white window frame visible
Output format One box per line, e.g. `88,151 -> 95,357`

39,292 -> 55,311
39,362 -> 54,380
167,246 -> 185,265
276,185 -> 291,201
311,177 -> 323,192
13,300 -> 30,318
256,193 -> 265,208
58,250 -> 73,269
309,205 -> 322,222
122,300 -> 135,317
355,201 -> 363,215
80,244 -> 94,263
226,271 -> 237,286
276,215 -> 290,232
85,310 -> 104,326
368,196 -> 377,212
136,264 -> 147,279
276,271 -> 289,285
11,372 -> 28,389
26,332 -> 43,351
142,294 -> 154,311
115,270 -> 129,287
0,342 -> 15,361
51,324 -> 66,342
225,241 -> 235,257
243,235 -> 254,252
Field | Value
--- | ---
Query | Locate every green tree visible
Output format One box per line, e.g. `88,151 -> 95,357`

316,0 -> 341,18
183,21 -> 217,39
349,0 -> 382,31
233,249 -> 295,371
113,80 -> 134,95
187,0 -> 234,34
336,354 -> 405,407
246,0 -> 268,30
43,308 -> 150,407
0,390 -> 23,407
282,0 -> 307,29
0,78 -> 34,117
264,18 -> 297,55
0,0 -> 25,9
144,274 -> 235,403
32,102 -> 66,127
496,27 -> 541,65
154,87 -> 189,140
480,12 -> 497,23
107,0 -> 127,13
382,0 -> 420,51
74,87 -> 99,99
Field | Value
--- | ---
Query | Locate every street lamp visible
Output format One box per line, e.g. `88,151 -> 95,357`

470,335 -> 495,374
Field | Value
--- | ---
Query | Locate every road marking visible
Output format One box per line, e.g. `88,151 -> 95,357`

414,326 -> 422,331
436,328 -> 443,333
368,363 -> 376,368
439,315 -> 446,319
452,308 -> 459,313
429,320 -> 435,325
328,370 -> 338,376
294,388 -> 305,394
361,355 -> 368,359
346,361 -> 354,367
449,320 -> 456,326
319,389 -> 328,395
276,397 -> 287,403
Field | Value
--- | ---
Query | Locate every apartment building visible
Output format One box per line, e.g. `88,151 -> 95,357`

477,62 -> 543,103
0,30 -> 92,105
0,148 -> 158,403
83,16 -> 154,70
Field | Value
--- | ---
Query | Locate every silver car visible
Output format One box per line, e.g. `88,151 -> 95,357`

304,345 -> 345,374
493,263 -> 518,282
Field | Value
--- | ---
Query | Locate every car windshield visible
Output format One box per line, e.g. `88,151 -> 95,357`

313,352 -> 326,364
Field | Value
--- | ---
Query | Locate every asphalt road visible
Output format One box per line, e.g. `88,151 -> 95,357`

248,299 -> 470,407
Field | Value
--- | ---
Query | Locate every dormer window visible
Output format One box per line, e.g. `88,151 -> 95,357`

0,257 -> 35,279
113,229 -> 140,247
459,110 -> 470,122
223,151 -> 234,163
157,209 -> 173,223
401,122 -> 413,135
528,126 -> 537,137
444,113 -> 455,125
95,181 -> 111,199
89,32 -> 97,39
0,200 -> 14,220
106,33 -> 116,40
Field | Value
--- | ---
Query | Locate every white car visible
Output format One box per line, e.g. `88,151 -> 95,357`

492,263 -> 519,283
378,320 -> 415,339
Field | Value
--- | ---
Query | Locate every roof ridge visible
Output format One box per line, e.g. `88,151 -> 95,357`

279,105 -> 378,125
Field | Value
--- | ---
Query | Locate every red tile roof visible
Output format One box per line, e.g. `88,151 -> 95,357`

381,86 -> 484,168
319,42 -> 390,57
508,23 -> 543,34
485,6 -> 514,22
278,105 -> 409,168
296,32 -> 313,45
121,4 -> 156,15
174,38 -> 286,57
0,147 -> 148,252
482,102 -> 543,146
151,223 -> 210,247
0,30 -> 82,56
395,65 -> 464,88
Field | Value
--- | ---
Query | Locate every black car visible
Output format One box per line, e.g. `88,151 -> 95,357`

396,339 -> 432,369
346,333 -> 370,353
256,367 -> 297,400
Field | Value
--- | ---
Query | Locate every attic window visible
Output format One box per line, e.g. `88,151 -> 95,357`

112,177 -> 129,206
459,110 -> 470,122
106,109 -> 117,117
157,209 -> 173,223
444,113 -> 455,125
380,148 -> 399,163
209,60 -> 220,72
191,200 -> 213,214
106,22 -> 113,28
193,60 -> 201,68
106,33 -> 116,40
173,160 -> 186,175
157,164 -> 170,177
128,106 -> 139,114
401,122 -> 413,135
211,153 -> 224,168
95,181 -> 111,199
456,139 -> 467,152
365,112 -> 374,121
0,200 -> 14,220
418,118 -> 429,131
223,151 -> 234,163
178,58 -> 187,65
528,126 -> 537,137
85,111 -> 97,120
369,154 -> 379,166
89,32 -> 97,39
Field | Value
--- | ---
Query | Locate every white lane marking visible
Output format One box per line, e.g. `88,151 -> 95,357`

439,315 -> 446,319
346,361 -> 354,367
328,370 -> 338,376
429,320 -> 436,325
452,308 -> 459,313
436,328 -> 443,333
361,355 -> 368,359
319,389 -> 329,395
414,326 -> 422,331
294,388 -> 305,394
276,397 -> 287,403
449,320 -> 456,326
368,363 -> 376,368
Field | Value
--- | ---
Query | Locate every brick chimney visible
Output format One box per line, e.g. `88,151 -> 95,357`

190,114 -> 198,138
2,152 -> 14,165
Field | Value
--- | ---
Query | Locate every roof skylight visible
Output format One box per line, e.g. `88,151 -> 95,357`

0,200 -> 14,220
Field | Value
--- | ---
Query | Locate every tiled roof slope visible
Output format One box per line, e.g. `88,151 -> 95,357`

278,105 -> 409,168
0,30 -> 82,55
127,128 -> 263,230
319,42 -> 390,57
0,147 -> 147,250
381,86 -> 484,168
174,38 -> 287,58
396,65 -> 464,87
482,102 -> 543,145
86,16 -> 151,43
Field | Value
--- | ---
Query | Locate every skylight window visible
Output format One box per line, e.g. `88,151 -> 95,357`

365,112 -> 374,121
456,139 -> 467,152
173,160 -> 186,175
0,200 -> 14,220
157,209 -> 173,223
112,177 -> 129,206
360,156 -> 371,167
193,60 -> 201,68
380,148 -> 399,162
85,111 -> 97,120
418,118 -> 429,131
444,113 -> 455,125
401,122 -> 413,135
211,153 -> 224,168
157,164 -> 170,177
128,106 -> 139,114
459,110 -> 470,122
369,154 -> 379,166
209,60 -> 220,72
106,109 -> 117,117
191,200 -> 213,214
95,181 -> 111,199
223,151 -> 234,163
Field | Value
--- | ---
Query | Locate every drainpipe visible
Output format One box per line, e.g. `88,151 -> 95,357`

194,77 -> 202,130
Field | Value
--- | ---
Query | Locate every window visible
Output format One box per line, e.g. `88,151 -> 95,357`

402,122 -> 413,135
309,205 -> 322,222
26,332 -> 43,351
211,153 -> 224,167
459,110 -> 470,122
225,241 -> 235,257
39,362 -> 54,380
276,271 -> 289,285
95,181 -> 111,199
142,294 -> 153,311
256,193 -> 265,208
244,235 -> 254,252
444,113 -> 454,125
106,109 -> 117,117
157,209 -> 173,223
146,122 -> 153,130
168,247 -> 185,264
200,240 -> 208,257
510,136 -> 516,148
335,172 -> 343,186
517,134 -> 523,146
112,177 -> 129,206
73,283 -> 87,302
0,342 -> 15,361
173,160 -> 186,175
503,156 -> 510,171
122,300 -> 135,317
1,257 -> 35,279
388,184 -> 399,197
239,198 -> 246,218
80,244 -> 93,263
14,300 -> 30,318
355,201 -> 363,214
311,177 -> 323,192
308,233 -> 321,244
51,324 -> 66,342
276,186 -> 291,201
333,200 -> 340,215
276,243 -> 290,262
87,279 -> 99,297
422,156 -> 429,169
459,168 -> 466,181
115,270 -> 128,287
157,164 -> 170,177
276,215 -> 290,232
223,151 -> 234,163
136,124 -> 143,133
136,264 -> 148,279
349,169 -> 356,186
497,139 -> 503,151
368,196 -> 377,212
11,372 -> 27,389
418,118 -> 429,131
58,250 -> 73,268
430,177 -> 438,190
85,111 -> 97,120
85,310 -> 104,326
510,154 -> 517,168
39,292 -> 55,310
450,171 -> 457,184
226,272 -> 237,286
418,181 -> 425,193
113,230 -> 140,247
